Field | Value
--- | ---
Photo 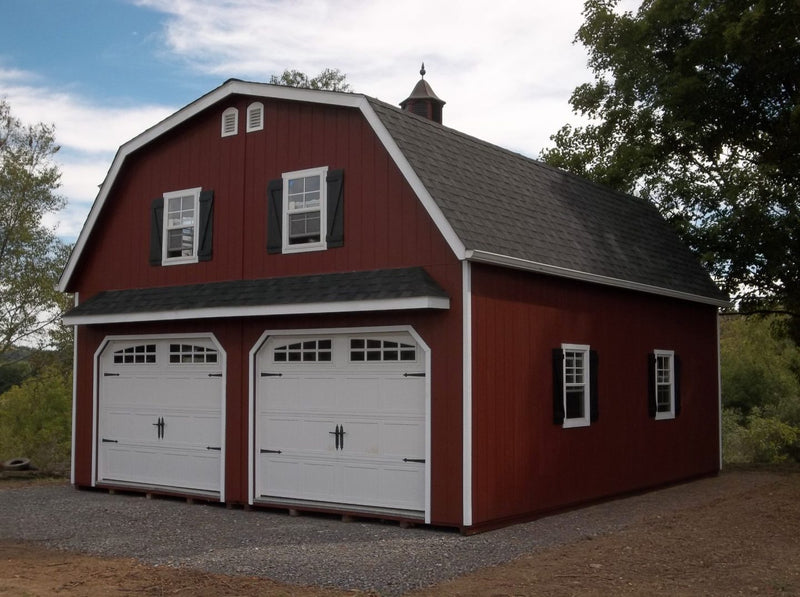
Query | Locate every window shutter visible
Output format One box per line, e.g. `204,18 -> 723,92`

326,169 -> 344,248
552,348 -> 565,425
647,353 -> 657,418
197,190 -> 214,262
589,350 -> 599,422
266,178 -> 283,254
149,197 -> 164,266
674,354 -> 682,416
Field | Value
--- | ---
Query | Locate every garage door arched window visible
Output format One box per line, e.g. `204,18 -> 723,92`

350,338 -> 416,362
273,339 -> 332,363
113,344 -> 157,364
169,343 -> 219,364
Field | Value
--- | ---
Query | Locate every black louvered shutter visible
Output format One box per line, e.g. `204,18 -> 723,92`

674,354 -> 682,416
589,350 -> 599,422
197,190 -> 214,261
266,178 -> 283,254
326,169 -> 344,248
149,197 -> 164,266
552,348 -> 565,425
647,353 -> 657,418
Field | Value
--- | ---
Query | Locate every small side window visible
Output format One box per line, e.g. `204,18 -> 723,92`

553,344 -> 598,428
649,350 -> 678,420
246,102 -> 264,132
221,107 -> 238,137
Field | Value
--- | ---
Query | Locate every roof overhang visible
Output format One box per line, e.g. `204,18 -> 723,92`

57,79 -> 465,292
62,267 -> 450,326
466,249 -> 731,308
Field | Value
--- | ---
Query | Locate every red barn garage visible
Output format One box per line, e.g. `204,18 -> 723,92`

60,74 -> 728,532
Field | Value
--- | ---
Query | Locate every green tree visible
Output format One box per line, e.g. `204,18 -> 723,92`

269,67 -> 352,92
721,315 -> 800,425
0,364 -> 71,474
542,0 -> 800,338
0,99 -> 69,355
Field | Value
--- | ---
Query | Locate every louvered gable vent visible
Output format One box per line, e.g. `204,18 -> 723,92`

221,107 -> 238,137
247,102 -> 264,132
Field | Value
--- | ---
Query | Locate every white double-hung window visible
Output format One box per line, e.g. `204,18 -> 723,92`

282,166 -> 327,253
562,344 -> 591,428
163,187 -> 201,264
653,349 -> 676,420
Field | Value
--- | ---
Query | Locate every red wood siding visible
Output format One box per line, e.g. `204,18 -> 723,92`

469,263 -> 719,527
68,97 -> 466,524
69,97 -> 455,296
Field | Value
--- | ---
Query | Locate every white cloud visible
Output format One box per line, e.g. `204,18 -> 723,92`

133,0 -> 604,157
0,67 -> 175,241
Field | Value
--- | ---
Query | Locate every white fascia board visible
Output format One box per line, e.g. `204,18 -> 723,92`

57,81 -> 366,292
355,97 -> 466,260
466,249 -> 731,308
62,295 -> 450,326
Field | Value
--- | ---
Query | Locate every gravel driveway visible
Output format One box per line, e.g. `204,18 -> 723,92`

0,476 -> 766,596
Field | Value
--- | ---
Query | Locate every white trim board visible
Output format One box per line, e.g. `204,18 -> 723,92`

466,250 -> 731,308
62,295 -> 450,326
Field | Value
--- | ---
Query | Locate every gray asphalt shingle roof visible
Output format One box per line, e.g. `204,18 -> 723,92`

63,267 -> 448,321
368,98 -> 727,302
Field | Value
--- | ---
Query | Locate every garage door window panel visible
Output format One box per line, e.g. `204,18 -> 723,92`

273,339 -> 332,363
113,344 -> 157,364
169,343 -> 219,364
350,338 -> 417,362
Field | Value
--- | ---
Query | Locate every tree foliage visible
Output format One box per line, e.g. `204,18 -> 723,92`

720,315 -> 800,463
0,99 -> 69,354
0,364 -> 71,474
542,0 -> 800,337
269,68 -> 352,92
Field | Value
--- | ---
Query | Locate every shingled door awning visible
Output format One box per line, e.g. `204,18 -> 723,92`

62,267 -> 450,325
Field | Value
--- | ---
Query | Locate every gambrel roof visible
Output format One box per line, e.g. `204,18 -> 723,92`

59,79 -> 727,306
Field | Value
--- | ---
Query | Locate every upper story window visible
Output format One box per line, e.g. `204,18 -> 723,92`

246,102 -> 264,132
553,344 -> 598,428
649,350 -> 679,420
282,167 -> 328,253
266,168 -> 344,255
221,107 -> 238,137
149,189 -> 214,267
163,188 -> 201,264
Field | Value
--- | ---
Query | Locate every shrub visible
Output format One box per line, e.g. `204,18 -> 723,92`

0,365 -> 71,475
722,408 -> 800,464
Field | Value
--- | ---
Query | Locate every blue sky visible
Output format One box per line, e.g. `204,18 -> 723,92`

1,0 -> 640,241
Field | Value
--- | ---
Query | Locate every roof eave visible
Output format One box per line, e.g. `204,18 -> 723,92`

61,295 -> 450,326
466,249 -> 730,308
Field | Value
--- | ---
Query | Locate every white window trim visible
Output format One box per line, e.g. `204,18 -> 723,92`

162,187 -> 201,266
246,102 -> 264,132
562,343 -> 591,429
654,349 -> 676,420
221,107 -> 238,137
282,166 -> 328,254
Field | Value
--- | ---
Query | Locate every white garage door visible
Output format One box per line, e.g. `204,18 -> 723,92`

254,331 -> 427,516
97,336 -> 225,498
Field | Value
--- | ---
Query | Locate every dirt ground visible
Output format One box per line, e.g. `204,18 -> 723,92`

1,467 -> 799,596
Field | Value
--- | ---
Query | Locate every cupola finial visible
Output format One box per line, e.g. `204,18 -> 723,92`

420,62 -> 426,78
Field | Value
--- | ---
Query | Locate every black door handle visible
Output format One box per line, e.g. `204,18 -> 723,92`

152,417 -> 164,439
329,425 -> 341,450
